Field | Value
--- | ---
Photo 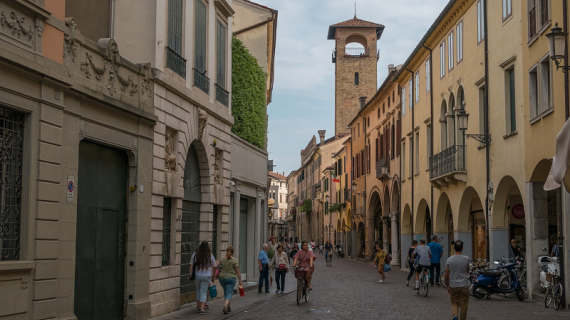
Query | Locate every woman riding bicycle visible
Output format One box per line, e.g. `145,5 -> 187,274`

292,241 -> 316,290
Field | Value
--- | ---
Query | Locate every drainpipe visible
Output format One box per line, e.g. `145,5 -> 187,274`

423,44 -> 434,240
560,0 -> 568,308
357,103 -> 368,259
405,67 -> 414,240
483,0 -> 491,260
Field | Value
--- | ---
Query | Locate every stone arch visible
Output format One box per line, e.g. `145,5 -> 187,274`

391,180 -> 399,214
457,186 -> 484,230
369,189 -> 382,253
491,175 -> 525,261
183,143 -> 203,202
435,192 -> 452,233
456,86 -> 466,145
414,199 -> 431,237
458,186 -> 485,259
448,93 -> 456,146
402,204 -> 412,235
382,186 -> 390,217
530,159 -> 553,182
345,34 -> 368,50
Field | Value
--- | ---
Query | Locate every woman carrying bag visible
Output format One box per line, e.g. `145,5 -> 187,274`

371,244 -> 387,283
218,246 -> 242,314
270,244 -> 289,294
405,240 -> 418,286
189,241 -> 216,315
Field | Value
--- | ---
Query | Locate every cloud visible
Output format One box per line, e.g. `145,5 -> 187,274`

259,0 -> 449,175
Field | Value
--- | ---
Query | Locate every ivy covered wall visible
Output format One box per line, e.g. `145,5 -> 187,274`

231,37 -> 267,149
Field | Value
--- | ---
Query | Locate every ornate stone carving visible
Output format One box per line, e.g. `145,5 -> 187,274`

78,39 -> 138,97
214,151 -> 222,185
198,110 -> 208,141
63,19 -> 77,62
140,64 -> 153,98
0,11 -> 33,42
164,131 -> 177,172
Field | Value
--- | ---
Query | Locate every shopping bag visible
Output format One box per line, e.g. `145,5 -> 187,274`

384,264 -> 391,272
239,285 -> 245,297
209,285 -> 217,299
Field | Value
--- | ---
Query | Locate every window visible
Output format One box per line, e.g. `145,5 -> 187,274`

363,120 -> 366,133
426,124 -> 432,167
383,102 -> 385,114
448,32 -> 454,71
503,0 -> 512,20
440,41 -> 445,78
415,132 -> 420,174
425,60 -> 430,92
388,98 -> 391,108
162,198 -> 172,266
367,117 -> 370,127
477,0 -> 485,43
195,0 -> 207,73
216,20 -> 227,89
378,108 -> 380,118
393,91 -> 395,103
408,138 -> 413,178
479,86 -> 487,138
355,72 -> 359,85
456,22 -> 463,63
391,124 -> 395,159
528,0 -> 537,39
505,68 -> 516,132
408,80 -> 413,109
339,159 -> 343,175
402,86 -> 406,115
539,56 -> 552,114
415,71 -> 420,102
358,123 -> 360,137
0,107 -> 24,261
540,0 -> 549,27
402,141 -> 406,179
167,0 -> 185,78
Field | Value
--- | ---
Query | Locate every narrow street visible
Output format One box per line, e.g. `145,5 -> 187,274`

221,256 -> 563,320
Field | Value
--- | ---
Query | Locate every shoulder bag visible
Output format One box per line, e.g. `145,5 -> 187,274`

189,253 -> 197,280
278,253 -> 287,270
384,253 -> 392,264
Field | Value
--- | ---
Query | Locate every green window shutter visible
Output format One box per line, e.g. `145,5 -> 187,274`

216,21 -> 226,88
195,0 -> 207,72
509,68 -> 516,132
168,0 -> 183,54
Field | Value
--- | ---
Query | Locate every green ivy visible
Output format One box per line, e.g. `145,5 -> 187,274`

301,199 -> 312,212
328,203 -> 342,214
231,37 -> 267,149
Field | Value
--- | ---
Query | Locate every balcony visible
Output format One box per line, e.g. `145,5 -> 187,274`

166,47 -> 186,79
376,157 -> 390,181
193,68 -> 210,94
429,145 -> 466,188
215,84 -> 229,107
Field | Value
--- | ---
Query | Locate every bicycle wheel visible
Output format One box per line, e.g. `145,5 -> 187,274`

417,276 -> 421,295
440,270 -> 447,289
296,279 -> 302,305
545,285 -> 552,308
423,273 -> 429,297
304,283 -> 310,302
554,284 -> 563,310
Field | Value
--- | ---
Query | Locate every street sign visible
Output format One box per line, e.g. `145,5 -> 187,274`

67,176 -> 75,203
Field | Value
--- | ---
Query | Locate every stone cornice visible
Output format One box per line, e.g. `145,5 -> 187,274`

424,0 -> 476,49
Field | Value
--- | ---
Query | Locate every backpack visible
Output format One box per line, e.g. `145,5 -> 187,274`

384,253 -> 392,264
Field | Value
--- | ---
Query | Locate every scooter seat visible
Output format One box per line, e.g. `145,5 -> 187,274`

479,270 -> 502,277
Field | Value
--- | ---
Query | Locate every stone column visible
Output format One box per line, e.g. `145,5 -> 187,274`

390,212 -> 400,266
232,181 -> 241,261
382,216 -> 390,252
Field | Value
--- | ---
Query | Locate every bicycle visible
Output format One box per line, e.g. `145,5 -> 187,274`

416,266 -> 429,297
544,271 -> 564,310
326,251 -> 333,266
294,267 -> 310,305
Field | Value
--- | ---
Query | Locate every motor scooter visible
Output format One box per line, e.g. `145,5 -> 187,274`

335,245 -> 344,258
538,256 -> 560,288
472,257 -> 525,301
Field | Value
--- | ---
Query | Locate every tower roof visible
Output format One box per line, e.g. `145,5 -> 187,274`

327,17 -> 385,40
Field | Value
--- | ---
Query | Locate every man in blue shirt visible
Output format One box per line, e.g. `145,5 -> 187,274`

428,235 -> 444,286
258,244 -> 270,293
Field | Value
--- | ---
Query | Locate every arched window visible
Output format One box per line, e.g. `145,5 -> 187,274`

355,72 -> 359,85
440,100 -> 448,149
449,94 -> 456,146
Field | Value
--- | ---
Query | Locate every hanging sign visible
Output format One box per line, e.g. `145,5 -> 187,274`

66,176 -> 75,203
512,204 -> 525,219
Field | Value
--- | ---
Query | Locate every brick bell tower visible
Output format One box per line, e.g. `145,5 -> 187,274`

328,15 -> 384,137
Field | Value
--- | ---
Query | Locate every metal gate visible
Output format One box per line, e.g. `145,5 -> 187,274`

75,141 -> 127,320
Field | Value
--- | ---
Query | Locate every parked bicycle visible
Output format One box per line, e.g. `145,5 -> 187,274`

540,256 -> 564,310
294,267 -> 310,305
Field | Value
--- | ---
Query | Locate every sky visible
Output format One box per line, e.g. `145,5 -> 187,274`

261,0 -> 449,176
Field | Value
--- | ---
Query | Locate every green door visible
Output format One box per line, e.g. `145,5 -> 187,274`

75,141 -> 127,320
180,144 -> 201,304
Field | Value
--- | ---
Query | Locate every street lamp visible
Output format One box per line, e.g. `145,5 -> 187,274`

457,108 -> 491,145
381,161 -> 388,176
547,23 -> 569,70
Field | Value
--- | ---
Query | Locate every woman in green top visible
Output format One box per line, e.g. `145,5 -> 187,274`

371,244 -> 386,283
218,246 -> 242,314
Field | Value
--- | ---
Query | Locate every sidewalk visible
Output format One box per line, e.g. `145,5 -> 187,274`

151,273 -> 297,320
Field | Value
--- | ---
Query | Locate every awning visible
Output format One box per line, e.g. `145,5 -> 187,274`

545,117 -> 570,192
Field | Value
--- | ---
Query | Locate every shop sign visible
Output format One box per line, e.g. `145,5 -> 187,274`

512,204 -> 525,219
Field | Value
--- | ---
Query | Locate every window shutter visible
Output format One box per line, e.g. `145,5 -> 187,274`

387,127 -> 391,160
216,21 -> 227,88
510,69 -> 516,132
397,120 -> 401,156
195,0 -> 207,72
375,138 -> 379,162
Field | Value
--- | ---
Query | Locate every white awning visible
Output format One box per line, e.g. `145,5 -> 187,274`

545,117 -> 570,192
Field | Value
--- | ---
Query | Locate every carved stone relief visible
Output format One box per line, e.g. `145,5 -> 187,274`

198,110 -> 208,141
140,63 -> 153,99
214,150 -> 222,185
165,130 -> 177,172
63,19 -> 77,62
0,11 -> 34,42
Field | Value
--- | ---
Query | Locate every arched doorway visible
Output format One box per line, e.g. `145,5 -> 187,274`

401,204 -> 412,268
180,143 -> 203,304
369,191 -> 382,253
382,186 -> 391,253
435,193 -> 453,261
358,222 -> 365,258
458,187 -> 485,260
492,176 -> 525,262
415,199 -> 431,242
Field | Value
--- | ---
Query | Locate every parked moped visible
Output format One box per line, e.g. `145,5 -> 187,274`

472,257 -> 525,301
335,245 -> 344,258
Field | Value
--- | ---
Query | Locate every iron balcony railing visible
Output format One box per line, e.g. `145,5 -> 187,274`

166,47 -> 186,79
193,68 -> 210,94
215,84 -> 229,107
345,47 -> 366,56
376,157 -> 390,180
429,145 -> 465,180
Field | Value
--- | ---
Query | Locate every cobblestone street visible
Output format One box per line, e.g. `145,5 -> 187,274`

223,254 -> 566,320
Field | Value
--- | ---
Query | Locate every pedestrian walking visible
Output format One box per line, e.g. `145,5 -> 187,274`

324,240 -> 333,265
371,244 -> 386,283
270,244 -> 289,294
218,246 -> 242,314
411,238 -> 431,290
258,244 -> 270,293
189,241 -> 216,315
268,239 -> 277,286
445,240 -> 470,320
428,235 -> 444,286
290,241 -> 299,259
405,240 -> 418,286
